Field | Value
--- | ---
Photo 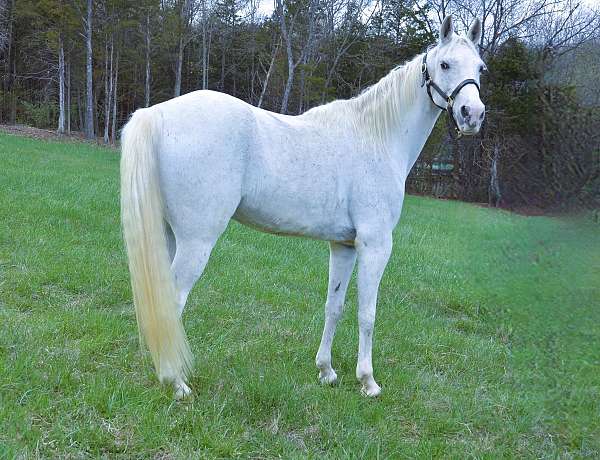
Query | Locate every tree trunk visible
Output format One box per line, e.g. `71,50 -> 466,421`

280,58 -> 294,114
66,57 -> 71,134
4,0 -> 16,124
103,39 -> 108,142
220,34 -> 226,91
489,139 -> 502,207
322,52 -> 343,103
297,70 -> 305,114
9,53 -> 16,124
297,50 -> 309,114
257,40 -> 279,108
84,0 -> 94,139
205,26 -> 212,89
104,37 -> 113,144
111,52 -> 119,145
174,35 -> 183,97
145,13 -> 151,107
77,88 -> 83,131
7,0 -> 16,124
200,6 -> 212,91
201,25 -> 208,89
201,19 -> 209,89
250,55 -> 255,103
277,0 -> 295,114
276,0 -> 316,114
174,0 -> 189,97
57,33 -> 65,134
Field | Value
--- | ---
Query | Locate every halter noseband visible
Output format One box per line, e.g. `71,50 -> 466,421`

420,52 -> 480,139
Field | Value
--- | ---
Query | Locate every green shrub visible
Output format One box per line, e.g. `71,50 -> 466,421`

20,100 -> 58,129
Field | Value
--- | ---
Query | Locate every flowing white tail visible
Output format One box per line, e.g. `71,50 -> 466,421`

120,108 -> 192,387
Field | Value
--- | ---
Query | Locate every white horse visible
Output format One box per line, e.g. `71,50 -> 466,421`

120,16 -> 486,399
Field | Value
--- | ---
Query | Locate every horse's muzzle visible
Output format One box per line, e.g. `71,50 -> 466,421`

457,103 -> 485,135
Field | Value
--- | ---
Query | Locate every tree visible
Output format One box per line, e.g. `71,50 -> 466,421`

173,0 -> 193,97
84,0 -> 94,139
1,0 -> 598,210
275,0 -> 318,114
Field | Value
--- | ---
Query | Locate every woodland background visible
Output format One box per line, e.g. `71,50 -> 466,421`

1,0 -> 599,210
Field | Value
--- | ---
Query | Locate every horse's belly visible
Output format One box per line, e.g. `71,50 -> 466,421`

233,196 -> 355,242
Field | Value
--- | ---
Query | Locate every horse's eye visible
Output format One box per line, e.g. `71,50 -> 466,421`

441,62 -> 450,70
479,65 -> 487,73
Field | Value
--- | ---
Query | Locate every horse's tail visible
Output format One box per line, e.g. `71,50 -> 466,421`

120,108 -> 192,385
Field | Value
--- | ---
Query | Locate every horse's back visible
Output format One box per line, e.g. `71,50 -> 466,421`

149,90 -> 357,242
155,90 -> 255,147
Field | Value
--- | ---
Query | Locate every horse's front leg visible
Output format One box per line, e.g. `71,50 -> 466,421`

316,242 -> 357,385
355,231 -> 392,397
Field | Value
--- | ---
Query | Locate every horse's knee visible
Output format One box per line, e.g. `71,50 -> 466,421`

358,308 -> 375,329
325,301 -> 343,322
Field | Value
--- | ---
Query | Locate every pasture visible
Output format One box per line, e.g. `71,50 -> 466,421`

1,132 -> 599,458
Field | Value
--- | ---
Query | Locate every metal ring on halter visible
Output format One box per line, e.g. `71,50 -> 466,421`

420,52 -> 480,139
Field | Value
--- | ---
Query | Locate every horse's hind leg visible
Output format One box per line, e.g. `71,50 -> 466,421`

169,199 -> 237,317
171,237 -> 219,316
166,196 -> 239,398
315,242 -> 356,385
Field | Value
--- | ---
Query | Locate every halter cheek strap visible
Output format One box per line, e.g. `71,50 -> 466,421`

420,53 -> 480,139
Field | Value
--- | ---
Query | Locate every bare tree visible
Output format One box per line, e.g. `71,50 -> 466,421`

429,0 -> 599,56
276,0 -> 318,114
0,0 -> 11,57
257,38 -> 280,108
174,0 -> 194,97
199,0 -> 214,90
1,0 -> 16,123
84,0 -> 94,139
57,33 -> 66,134
104,35 -> 114,143
66,57 -> 71,133
111,51 -> 119,144
532,0 -> 600,59
320,0 -> 378,103
145,13 -> 151,106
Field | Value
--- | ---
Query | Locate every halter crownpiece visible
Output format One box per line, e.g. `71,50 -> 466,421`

420,52 -> 480,139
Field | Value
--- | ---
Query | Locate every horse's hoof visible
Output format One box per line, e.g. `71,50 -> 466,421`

174,381 -> 192,400
319,369 -> 338,385
360,382 -> 381,397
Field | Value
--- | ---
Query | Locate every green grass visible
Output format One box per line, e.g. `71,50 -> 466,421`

1,132 -> 599,458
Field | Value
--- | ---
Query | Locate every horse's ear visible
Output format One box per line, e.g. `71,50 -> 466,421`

468,18 -> 482,46
440,15 -> 454,44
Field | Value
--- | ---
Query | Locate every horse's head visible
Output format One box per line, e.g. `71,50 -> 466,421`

423,16 -> 487,136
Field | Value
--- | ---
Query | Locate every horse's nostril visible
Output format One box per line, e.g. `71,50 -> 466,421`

480,111 -> 485,120
460,105 -> 470,118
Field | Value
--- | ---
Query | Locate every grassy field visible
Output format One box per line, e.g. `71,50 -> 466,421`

0,132 -> 599,458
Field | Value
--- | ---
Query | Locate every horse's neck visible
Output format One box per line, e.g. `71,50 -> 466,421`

347,62 -> 442,179
386,90 -> 441,178
303,65 -> 441,180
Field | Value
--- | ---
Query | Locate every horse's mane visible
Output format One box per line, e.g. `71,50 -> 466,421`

302,53 -> 423,145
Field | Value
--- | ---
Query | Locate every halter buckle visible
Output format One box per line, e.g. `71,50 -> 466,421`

420,62 -> 427,87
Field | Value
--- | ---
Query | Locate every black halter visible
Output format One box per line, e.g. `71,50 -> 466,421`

420,52 -> 480,139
